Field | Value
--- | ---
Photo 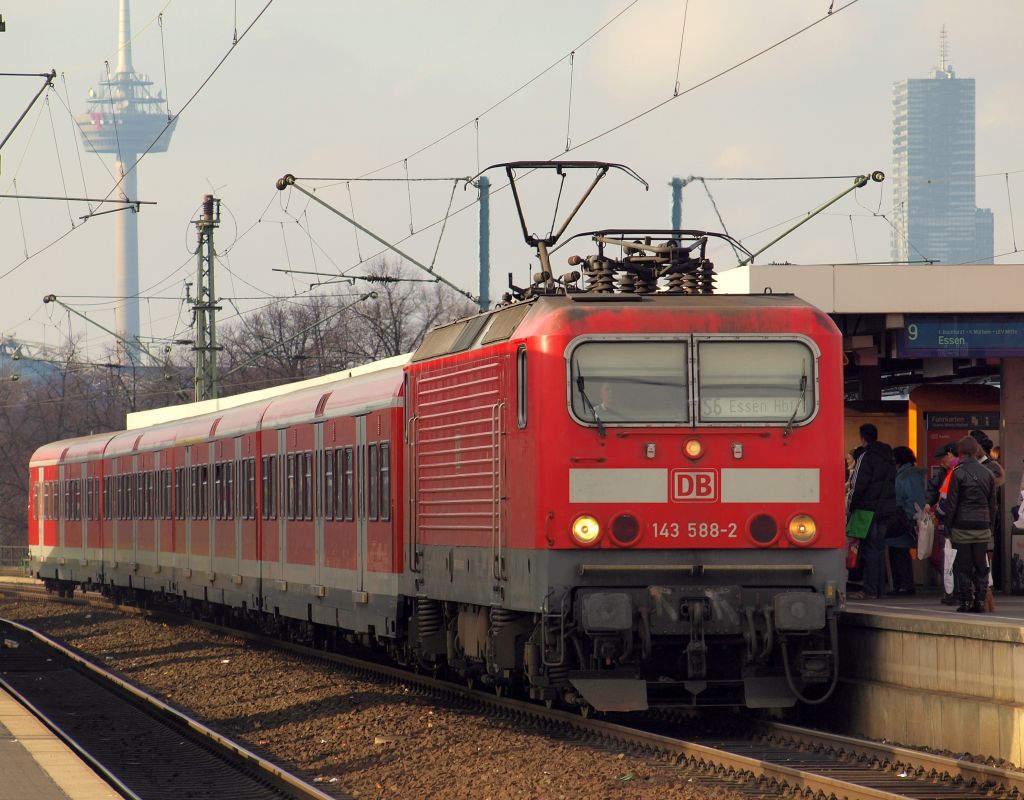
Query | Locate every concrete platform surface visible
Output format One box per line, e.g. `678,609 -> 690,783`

0,690 -> 120,800
846,589 -> 1024,639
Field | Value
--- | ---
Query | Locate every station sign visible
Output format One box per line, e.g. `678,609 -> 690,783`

898,314 -> 1024,358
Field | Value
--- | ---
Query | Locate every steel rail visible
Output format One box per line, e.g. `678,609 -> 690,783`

758,720 -> 1024,796
2,582 -> 1019,798
0,672 -> 144,800
0,613 -> 336,800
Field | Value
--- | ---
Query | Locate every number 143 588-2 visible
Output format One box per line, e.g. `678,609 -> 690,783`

651,521 -> 738,539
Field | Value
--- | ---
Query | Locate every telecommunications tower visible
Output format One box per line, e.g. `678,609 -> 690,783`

77,0 -> 177,360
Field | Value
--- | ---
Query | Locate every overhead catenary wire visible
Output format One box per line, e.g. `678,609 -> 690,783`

1005,173 -> 1018,252
357,0 -> 641,179
312,2 -> 864,286
560,0 -> 860,156
673,0 -> 691,96
0,1 -> 278,287
565,51 -> 575,152
277,175 -> 477,302
59,74 -> 95,213
0,70 -> 56,155
346,182 -> 363,261
157,12 -> 173,118
44,94 -> 75,228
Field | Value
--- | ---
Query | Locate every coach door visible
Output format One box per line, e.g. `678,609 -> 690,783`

314,422 -> 324,590
355,416 -> 368,592
277,428 -> 287,579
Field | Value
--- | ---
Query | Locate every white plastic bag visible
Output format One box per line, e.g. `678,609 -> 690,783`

915,504 -> 934,560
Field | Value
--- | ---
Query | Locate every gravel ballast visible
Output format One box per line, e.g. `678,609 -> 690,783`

0,596 -> 745,800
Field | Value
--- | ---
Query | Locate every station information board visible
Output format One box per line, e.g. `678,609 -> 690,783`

898,315 -> 1024,358
923,411 -> 999,482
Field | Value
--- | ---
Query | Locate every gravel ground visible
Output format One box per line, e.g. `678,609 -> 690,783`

0,596 -> 746,800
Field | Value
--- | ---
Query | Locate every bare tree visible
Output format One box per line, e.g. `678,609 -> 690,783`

348,258 -> 477,361
218,258 -> 475,394
0,258 -> 475,546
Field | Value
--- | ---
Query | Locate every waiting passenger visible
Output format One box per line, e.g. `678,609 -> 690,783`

970,430 -> 1004,611
945,436 -> 997,613
888,446 -> 925,596
926,442 -> 958,605
847,424 -> 898,599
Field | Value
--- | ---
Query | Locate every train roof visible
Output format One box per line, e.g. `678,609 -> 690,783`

30,433 -> 115,467
31,354 -> 409,467
410,292 -> 834,364
126,353 -> 410,430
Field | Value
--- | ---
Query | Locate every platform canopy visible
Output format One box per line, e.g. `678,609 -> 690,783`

715,263 -> 1023,314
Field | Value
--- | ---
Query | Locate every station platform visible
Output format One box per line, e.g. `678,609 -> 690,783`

832,589 -> 1024,765
0,688 -> 120,800
846,588 -> 1024,623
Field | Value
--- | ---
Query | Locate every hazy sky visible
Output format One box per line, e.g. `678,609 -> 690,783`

1,0 -> 1022,361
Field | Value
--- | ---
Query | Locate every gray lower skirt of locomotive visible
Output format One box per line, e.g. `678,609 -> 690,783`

418,543 -> 845,710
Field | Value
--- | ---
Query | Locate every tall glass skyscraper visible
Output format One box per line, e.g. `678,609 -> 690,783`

891,32 -> 994,264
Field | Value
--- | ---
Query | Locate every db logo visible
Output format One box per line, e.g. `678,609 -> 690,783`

671,469 -> 718,502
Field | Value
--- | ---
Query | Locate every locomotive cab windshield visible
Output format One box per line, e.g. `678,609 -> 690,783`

569,335 -> 818,429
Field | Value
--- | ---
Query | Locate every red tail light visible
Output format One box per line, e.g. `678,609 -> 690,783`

611,513 -> 640,546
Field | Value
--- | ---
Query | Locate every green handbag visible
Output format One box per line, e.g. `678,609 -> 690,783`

846,509 -> 874,539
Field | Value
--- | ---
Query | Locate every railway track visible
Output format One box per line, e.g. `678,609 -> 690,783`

0,611 -> 340,800
2,581 -> 1020,799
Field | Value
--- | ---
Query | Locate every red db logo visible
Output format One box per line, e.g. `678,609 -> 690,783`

671,469 -> 717,502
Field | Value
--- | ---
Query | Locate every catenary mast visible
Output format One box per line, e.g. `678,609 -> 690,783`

77,0 -> 177,362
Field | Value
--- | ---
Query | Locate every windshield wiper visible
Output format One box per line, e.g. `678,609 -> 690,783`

782,372 -> 808,438
576,371 -> 606,438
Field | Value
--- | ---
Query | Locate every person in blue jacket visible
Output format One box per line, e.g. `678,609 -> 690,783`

890,446 -> 926,595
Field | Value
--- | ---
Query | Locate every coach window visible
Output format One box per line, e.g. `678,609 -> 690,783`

286,454 -> 296,520
368,443 -> 379,521
324,449 -> 335,520
696,340 -> 815,424
380,442 -> 391,521
334,449 -> 345,520
174,468 -> 184,520
344,447 -> 354,521
261,456 -> 275,519
303,451 -> 313,521
226,461 -> 235,519
569,340 -> 689,425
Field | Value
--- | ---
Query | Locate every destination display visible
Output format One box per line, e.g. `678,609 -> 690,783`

898,315 -> 1024,358
700,396 -> 803,421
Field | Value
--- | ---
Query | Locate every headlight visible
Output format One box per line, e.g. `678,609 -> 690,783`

683,439 -> 703,459
787,514 -> 817,545
571,514 -> 601,546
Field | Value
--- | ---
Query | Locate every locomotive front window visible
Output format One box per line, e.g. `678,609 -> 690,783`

570,341 -> 689,424
697,340 -> 814,423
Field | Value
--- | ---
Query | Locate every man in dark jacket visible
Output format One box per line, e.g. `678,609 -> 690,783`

945,436 -> 997,613
847,423 -> 898,598
926,442 -> 958,605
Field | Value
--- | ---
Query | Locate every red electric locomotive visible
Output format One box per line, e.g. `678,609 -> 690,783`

29,163 -> 845,713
